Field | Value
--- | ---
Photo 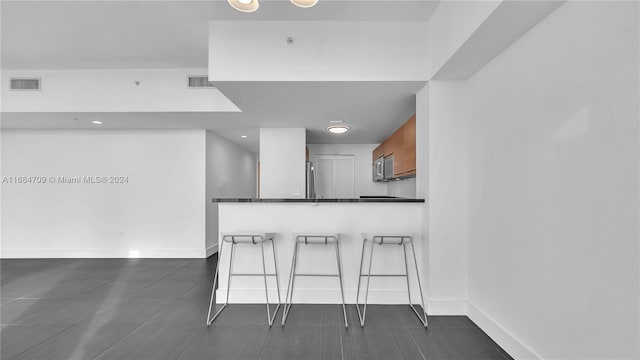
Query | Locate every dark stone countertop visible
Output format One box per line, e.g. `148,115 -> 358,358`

212,197 -> 425,203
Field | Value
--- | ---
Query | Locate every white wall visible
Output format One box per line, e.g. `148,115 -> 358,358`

463,2 -> 639,359
259,128 -> 306,199
426,81 -> 468,313
414,82 -> 469,315
1,129 -> 207,258
415,84 -> 430,314
427,1 -> 501,79
209,21 -> 429,81
205,130 -> 257,255
307,143 -> 387,197
1,69 -> 239,112
431,1 -> 562,80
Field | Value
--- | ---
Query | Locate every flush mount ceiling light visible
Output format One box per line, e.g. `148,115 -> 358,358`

228,0 -> 259,13
327,124 -> 350,134
290,0 -> 318,8
91,120 -> 103,125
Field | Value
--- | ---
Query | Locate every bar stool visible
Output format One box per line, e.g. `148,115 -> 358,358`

356,233 -> 428,328
206,232 -> 281,327
281,233 -> 348,328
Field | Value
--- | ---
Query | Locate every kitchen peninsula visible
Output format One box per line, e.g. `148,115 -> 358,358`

212,197 -> 426,305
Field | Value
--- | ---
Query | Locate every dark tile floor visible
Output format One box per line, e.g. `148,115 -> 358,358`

1,257 -> 512,360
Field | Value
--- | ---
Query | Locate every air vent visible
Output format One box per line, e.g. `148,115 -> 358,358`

187,76 -> 215,88
10,78 -> 41,90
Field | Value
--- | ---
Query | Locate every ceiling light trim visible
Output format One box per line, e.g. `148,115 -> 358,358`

327,124 -> 350,134
228,0 -> 259,13
291,0 -> 319,8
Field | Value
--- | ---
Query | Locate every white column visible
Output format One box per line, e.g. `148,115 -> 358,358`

259,128 -> 306,199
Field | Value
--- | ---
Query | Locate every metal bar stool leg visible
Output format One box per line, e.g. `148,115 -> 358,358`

355,238 -> 367,327
282,241 -> 299,326
207,240 -> 235,326
360,239 -> 375,327
206,241 -> 224,326
260,240 -> 282,326
271,238 -> 282,305
225,241 -> 236,304
402,242 -> 412,305
271,238 -> 282,318
408,241 -> 428,328
334,241 -> 348,328
259,241 -> 275,326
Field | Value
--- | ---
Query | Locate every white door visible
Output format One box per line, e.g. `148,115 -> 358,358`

315,155 -> 355,199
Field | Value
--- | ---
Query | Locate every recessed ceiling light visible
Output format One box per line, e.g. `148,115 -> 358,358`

291,0 -> 318,8
91,120 -> 103,125
228,0 -> 259,12
327,125 -> 350,134
241,135 -> 248,138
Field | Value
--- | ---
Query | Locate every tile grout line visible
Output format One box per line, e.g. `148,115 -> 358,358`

7,323 -> 76,360
9,279 -> 114,326
91,261 -> 215,360
88,296 -> 178,360
338,321 -> 345,360
396,305 -> 427,360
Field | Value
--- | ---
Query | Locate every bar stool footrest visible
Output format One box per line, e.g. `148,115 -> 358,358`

358,273 -> 409,277
230,273 -> 279,276
294,273 -> 341,277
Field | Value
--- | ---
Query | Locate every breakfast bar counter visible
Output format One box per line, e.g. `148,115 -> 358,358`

212,197 -> 425,203
212,198 -> 426,305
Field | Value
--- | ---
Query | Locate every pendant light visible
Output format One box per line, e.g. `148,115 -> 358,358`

228,0 -> 259,13
290,0 -> 318,8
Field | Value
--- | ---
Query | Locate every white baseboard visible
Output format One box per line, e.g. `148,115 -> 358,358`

467,301 -> 542,360
426,297 -> 468,315
206,244 -> 218,257
0,248 -> 206,258
215,289 -> 468,314
216,288 -> 429,305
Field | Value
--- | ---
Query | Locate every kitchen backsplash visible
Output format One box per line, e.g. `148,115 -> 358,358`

387,177 -> 417,198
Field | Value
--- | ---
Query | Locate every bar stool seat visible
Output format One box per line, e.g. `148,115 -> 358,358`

367,233 -> 413,245
206,232 -> 281,327
356,233 -> 428,328
282,233 -> 348,328
294,233 -> 340,244
221,233 -> 274,244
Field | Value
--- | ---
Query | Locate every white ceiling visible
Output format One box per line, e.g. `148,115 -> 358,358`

1,0 -> 440,69
2,81 -> 423,152
1,0 -> 437,152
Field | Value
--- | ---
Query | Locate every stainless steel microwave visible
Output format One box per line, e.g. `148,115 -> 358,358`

373,156 -> 385,181
373,155 -> 394,182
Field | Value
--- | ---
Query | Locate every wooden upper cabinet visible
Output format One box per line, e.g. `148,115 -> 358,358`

372,113 -> 416,178
398,114 -> 416,176
385,124 -> 403,172
373,143 -> 385,162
